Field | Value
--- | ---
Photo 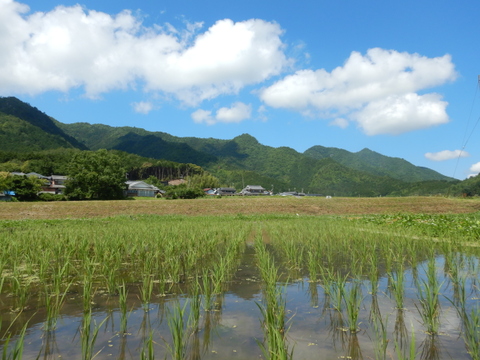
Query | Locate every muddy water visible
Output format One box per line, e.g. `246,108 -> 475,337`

1,247 -> 478,360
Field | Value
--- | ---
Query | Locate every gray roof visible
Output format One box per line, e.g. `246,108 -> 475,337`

244,185 -> 265,190
126,181 -> 161,191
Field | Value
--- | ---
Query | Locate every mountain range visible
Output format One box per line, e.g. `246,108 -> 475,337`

0,96 -> 459,196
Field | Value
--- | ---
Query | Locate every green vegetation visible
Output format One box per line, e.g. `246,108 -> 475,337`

2,96 -> 475,196
0,171 -> 45,201
0,212 -> 479,358
64,149 -> 127,200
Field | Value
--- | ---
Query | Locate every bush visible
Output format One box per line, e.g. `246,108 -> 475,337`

166,186 -> 205,199
38,193 -> 66,202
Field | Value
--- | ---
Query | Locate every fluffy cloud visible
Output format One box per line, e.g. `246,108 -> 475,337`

470,162 -> 480,175
425,149 -> 470,161
132,101 -> 154,114
192,102 -> 251,125
260,48 -> 457,135
355,93 -> 449,135
0,0 -> 289,104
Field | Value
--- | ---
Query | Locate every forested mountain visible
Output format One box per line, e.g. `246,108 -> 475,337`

304,145 -> 453,182
0,97 -> 87,151
1,96 -> 462,195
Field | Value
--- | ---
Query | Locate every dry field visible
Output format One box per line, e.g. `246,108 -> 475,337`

1,196 -> 479,220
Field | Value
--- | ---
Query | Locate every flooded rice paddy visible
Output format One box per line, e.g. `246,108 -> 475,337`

0,213 -> 479,359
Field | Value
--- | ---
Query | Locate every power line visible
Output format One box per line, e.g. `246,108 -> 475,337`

452,76 -> 480,179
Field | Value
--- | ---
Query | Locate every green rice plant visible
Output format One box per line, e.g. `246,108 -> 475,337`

255,237 -> 293,360
415,279 -> 442,335
371,311 -> 389,360
189,277 -> 202,331
43,280 -> 72,331
80,311 -> 108,360
256,298 -> 293,360
395,324 -> 417,360
82,274 -> 95,314
307,250 -> 318,283
9,276 -> 29,312
140,330 -> 156,360
330,271 -> 348,313
139,274 -> 155,312
165,301 -> 190,360
343,279 -> 363,332
388,264 -> 405,310
1,321 -> 28,360
415,257 -> 442,335
201,269 -> 214,311
459,307 -> 480,360
103,265 -> 119,295
118,282 -> 128,334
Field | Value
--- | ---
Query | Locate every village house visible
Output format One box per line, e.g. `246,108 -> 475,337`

240,185 -> 268,195
215,187 -> 237,196
125,180 -> 164,197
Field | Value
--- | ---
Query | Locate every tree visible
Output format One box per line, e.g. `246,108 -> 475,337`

186,173 -> 220,189
65,150 -> 126,200
5,174 -> 45,201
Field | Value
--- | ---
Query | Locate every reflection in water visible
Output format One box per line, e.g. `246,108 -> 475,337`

394,309 -> 409,351
1,244 -> 479,359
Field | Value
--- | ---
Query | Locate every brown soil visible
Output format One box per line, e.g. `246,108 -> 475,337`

1,196 -> 479,220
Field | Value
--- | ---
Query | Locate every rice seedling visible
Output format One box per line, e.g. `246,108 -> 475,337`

394,323 -> 417,360
118,282 -> 128,334
371,311 -> 389,360
189,277 -> 202,332
141,330 -> 156,360
165,301 -> 190,360
1,321 -> 28,360
82,274 -> 95,313
255,237 -> 293,360
415,258 -> 442,335
329,271 -> 348,313
388,263 -> 405,310
139,274 -> 155,312
80,311 -> 108,360
459,307 -> 480,360
343,278 -> 363,332
43,280 -> 72,331
9,277 -> 29,312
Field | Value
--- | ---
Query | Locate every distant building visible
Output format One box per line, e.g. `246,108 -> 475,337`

215,187 -> 237,196
240,185 -> 268,196
125,180 -> 164,197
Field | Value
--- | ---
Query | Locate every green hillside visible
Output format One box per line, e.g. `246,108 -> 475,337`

1,96 -> 461,196
304,145 -> 454,182
0,97 -> 87,151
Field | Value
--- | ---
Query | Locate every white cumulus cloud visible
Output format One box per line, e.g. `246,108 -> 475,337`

354,93 -> 449,135
192,102 -> 252,125
470,162 -> 480,175
260,48 -> 457,135
425,149 -> 470,161
0,0 -> 289,105
132,101 -> 154,114
191,109 -> 214,125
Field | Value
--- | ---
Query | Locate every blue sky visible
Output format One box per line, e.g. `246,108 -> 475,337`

1,0 -> 479,179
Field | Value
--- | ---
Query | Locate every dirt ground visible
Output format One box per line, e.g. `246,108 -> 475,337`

0,196 -> 479,220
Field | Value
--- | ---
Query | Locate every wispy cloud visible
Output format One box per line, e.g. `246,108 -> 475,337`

425,149 -> 469,161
